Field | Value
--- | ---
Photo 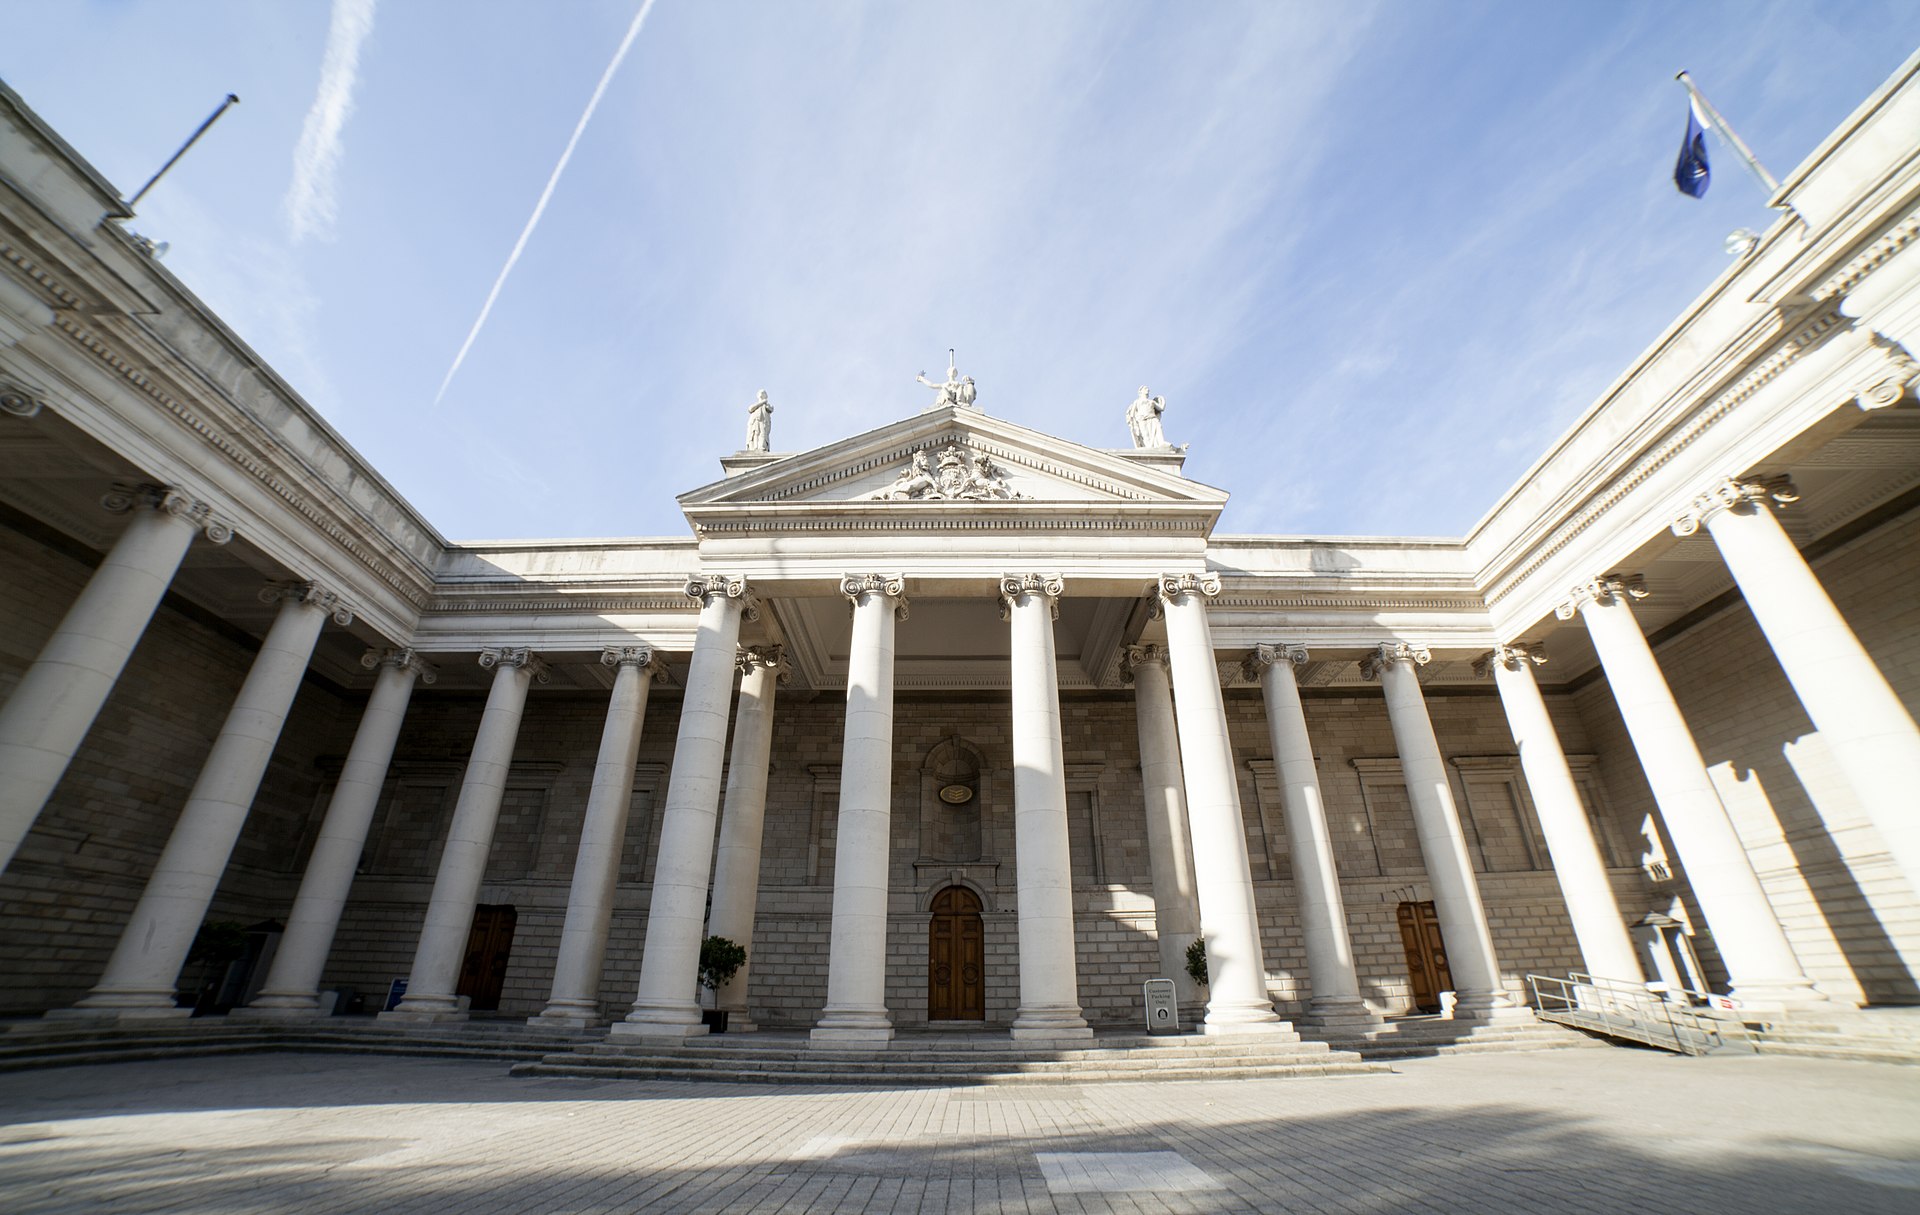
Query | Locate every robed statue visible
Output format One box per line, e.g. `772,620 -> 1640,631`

917,349 -> 979,411
744,389 -> 773,453
1126,385 -> 1169,448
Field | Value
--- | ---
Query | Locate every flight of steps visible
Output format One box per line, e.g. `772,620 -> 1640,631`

1746,1008 -> 1920,1066
511,1030 -> 1390,1087
0,1017 -> 602,1074
1301,1013 -> 1604,1061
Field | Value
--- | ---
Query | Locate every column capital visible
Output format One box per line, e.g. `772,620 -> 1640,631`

736,644 -> 791,684
258,580 -> 354,626
1671,474 -> 1798,537
0,380 -> 44,419
601,644 -> 663,675
1241,642 -> 1309,683
1473,643 -> 1546,679
101,482 -> 233,544
998,573 -> 1064,621
1359,642 -> 1430,682
841,573 -> 909,619
479,647 -> 551,684
1119,643 -> 1170,684
1155,572 -> 1221,605
1554,573 -> 1649,620
362,646 -> 438,684
1854,329 -> 1920,411
685,574 -> 759,621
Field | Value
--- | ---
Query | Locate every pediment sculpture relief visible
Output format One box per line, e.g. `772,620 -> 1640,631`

869,441 -> 1028,501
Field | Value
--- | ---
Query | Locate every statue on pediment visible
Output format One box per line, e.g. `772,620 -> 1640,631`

917,349 -> 979,411
745,389 -> 773,452
1127,385 -> 1169,448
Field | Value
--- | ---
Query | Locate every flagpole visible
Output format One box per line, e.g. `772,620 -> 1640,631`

1674,72 -> 1780,197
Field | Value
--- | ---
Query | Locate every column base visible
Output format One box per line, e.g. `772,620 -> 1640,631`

1726,977 -> 1829,1013
715,1006 -> 758,1033
1010,1006 -> 1092,1043
529,998 -> 601,1029
608,1020 -> 708,1042
1299,996 -> 1384,1033
1448,989 -> 1531,1022
1200,997 -> 1294,1037
45,1004 -> 191,1023
379,994 -> 469,1024
809,1007 -> 894,1048
229,1005 -> 330,1022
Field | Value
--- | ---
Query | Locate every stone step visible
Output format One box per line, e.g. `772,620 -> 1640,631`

572,1042 -> 1343,1066
510,1057 -> 1388,1087
1750,1040 -> 1920,1066
526,1046 -> 1357,1076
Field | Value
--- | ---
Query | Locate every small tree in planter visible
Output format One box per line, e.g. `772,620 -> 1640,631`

698,935 -> 747,1033
1185,938 -> 1209,989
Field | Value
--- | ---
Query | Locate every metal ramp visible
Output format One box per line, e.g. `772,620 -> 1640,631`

1528,973 -> 1755,1057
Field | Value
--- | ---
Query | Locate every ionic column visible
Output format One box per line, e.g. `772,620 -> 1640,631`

63,582 -> 347,1017
0,483 -> 231,874
1562,575 -> 1825,1008
1002,574 -> 1092,1042
531,645 -> 661,1028
707,644 -> 786,1032
811,574 -> 908,1048
1675,475 -> 1920,900
615,576 -> 755,1038
1475,644 -> 1641,983
1156,573 -> 1291,1035
384,646 -> 548,1021
1244,644 -> 1379,1030
1362,642 -> 1518,1019
1122,644 -> 1203,1014
244,647 -> 435,1016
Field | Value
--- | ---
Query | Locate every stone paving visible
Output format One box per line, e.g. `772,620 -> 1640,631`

0,1047 -> 1916,1213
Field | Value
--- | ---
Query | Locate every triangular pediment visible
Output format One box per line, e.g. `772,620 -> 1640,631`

679,406 -> 1226,512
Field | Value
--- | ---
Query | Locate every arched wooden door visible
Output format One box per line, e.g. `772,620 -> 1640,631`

1396,900 -> 1451,1014
928,886 -> 985,1020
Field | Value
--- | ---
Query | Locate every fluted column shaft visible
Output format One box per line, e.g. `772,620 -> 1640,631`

1004,575 -> 1091,1041
385,647 -> 545,1021
1157,574 -> 1289,1035
811,574 -> 907,1047
1569,578 -> 1824,1008
67,584 -> 339,1016
617,578 -> 753,1038
246,649 -> 431,1015
1366,644 -> 1515,1018
533,648 -> 658,1027
708,647 -> 783,1031
0,485 -> 225,874
1481,646 -> 1642,983
1681,478 -> 1920,900
1124,645 -> 1203,1012
1248,645 -> 1378,1029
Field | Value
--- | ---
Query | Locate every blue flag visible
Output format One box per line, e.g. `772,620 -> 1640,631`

1674,101 -> 1710,198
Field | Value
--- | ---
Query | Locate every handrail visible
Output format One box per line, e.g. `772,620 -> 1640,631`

1527,971 -> 1739,1056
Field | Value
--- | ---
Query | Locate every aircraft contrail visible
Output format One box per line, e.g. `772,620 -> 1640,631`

432,0 -> 658,407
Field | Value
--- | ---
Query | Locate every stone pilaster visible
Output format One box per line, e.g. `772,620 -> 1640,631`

1560,573 -> 1826,1009
811,574 -> 908,1047
1244,643 -> 1379,1030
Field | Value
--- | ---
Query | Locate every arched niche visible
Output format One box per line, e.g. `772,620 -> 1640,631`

918,735 -> 985,864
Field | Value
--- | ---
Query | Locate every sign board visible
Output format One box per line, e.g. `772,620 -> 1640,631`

1143,979 -> 1179,1035
384,978 -> 408,1012
1702,993 -> 1738,1012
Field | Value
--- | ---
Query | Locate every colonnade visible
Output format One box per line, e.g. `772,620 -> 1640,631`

6,467 -> 1917,1029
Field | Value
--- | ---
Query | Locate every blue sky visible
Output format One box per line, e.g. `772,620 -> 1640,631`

5,2 -> 1917,541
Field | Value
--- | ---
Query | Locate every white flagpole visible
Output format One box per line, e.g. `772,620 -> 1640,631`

1675,71 -> 1781,198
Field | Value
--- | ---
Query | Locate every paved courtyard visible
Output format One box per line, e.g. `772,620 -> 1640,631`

0,1047 -> 1916,1213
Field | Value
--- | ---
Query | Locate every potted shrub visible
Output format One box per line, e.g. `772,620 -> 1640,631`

698,935 -> 747,1033
1185,938 -> 1209,989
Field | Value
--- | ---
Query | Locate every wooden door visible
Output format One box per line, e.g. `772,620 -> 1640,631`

1397,900 -> 1452,1014
457,903 -> 517,1011
928,886 -> 985,1020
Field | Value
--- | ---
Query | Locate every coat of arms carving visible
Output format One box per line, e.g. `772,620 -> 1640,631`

869,442 -> 1027,501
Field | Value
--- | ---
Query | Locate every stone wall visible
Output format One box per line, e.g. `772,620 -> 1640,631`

1571,503 -> 1920,1008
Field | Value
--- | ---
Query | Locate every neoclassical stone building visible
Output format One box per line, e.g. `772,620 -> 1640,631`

1,57 -> 1917,1045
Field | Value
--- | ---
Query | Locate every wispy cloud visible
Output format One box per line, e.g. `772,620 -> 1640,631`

284,0 -> 377,242
431,0 -> 657,408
